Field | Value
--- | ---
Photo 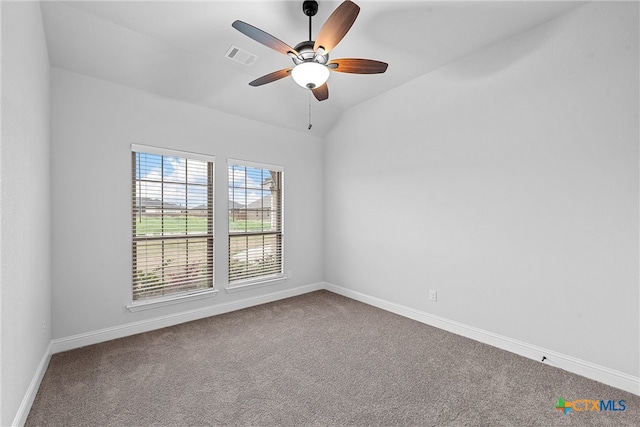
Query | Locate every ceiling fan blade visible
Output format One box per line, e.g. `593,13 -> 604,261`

249,68 -> 293,87
312,83 -> 329,101
232,20 -> 298,57
328,58 -> 388,74
314,1 -> 360,54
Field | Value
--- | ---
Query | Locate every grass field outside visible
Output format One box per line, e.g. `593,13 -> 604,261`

134,215 -> 208,235
134,216 -> 272,235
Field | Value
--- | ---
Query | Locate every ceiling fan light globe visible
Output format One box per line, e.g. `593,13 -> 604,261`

291,62 -> 330,89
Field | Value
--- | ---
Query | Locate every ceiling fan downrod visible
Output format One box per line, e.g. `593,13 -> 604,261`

302,0 -> 319,42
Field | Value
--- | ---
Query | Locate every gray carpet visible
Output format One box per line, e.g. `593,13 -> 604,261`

27,290 -> 639,426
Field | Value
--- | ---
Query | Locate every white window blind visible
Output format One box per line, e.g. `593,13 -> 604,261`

132,145 -> 214,301
228,160 -> 283,284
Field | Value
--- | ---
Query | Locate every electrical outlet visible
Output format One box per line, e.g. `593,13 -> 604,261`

42,321 -> 46,334
285,270 -> 292,279
429,290 -> 437,302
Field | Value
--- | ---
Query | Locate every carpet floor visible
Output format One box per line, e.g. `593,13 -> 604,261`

26,290 -> 639,426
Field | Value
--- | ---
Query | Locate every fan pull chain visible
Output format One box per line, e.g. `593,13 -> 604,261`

308,90 -> 313,130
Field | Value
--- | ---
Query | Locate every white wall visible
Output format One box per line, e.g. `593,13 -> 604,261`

50,68 -> 324,340
324,1 -> 639,378
1,2 -> 52,425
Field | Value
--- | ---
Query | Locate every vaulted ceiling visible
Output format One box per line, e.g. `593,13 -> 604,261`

40,1 -> 583,136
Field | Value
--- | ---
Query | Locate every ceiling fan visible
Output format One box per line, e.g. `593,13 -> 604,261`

232,0 -> 388,102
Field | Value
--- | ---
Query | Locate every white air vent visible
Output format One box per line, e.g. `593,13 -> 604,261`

225,45 -> 257,66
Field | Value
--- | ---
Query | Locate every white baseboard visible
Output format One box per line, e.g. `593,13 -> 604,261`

51,282 -> 324,354
324,282 -> 640,396
12,342 -> 52,427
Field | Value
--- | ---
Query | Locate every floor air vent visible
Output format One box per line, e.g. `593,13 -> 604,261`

225,45 -> 257,66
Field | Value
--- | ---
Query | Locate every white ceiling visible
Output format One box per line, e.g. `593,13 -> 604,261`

40,1 -> 584,136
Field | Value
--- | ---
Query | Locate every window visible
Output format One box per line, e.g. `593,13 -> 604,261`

228,160 -> 283,285
131,145 -> 214,302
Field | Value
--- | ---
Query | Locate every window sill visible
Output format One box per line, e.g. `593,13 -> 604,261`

127,289 -> 219,312
225,274 -> 289,293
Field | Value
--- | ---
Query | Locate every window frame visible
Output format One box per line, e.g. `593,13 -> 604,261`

128,144 -> 217,311
227,158 -> 285,291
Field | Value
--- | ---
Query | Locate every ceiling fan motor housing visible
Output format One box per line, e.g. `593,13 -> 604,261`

292,41 -> 328,65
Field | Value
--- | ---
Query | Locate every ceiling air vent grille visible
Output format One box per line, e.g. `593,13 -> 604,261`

225,45 -> 257,66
